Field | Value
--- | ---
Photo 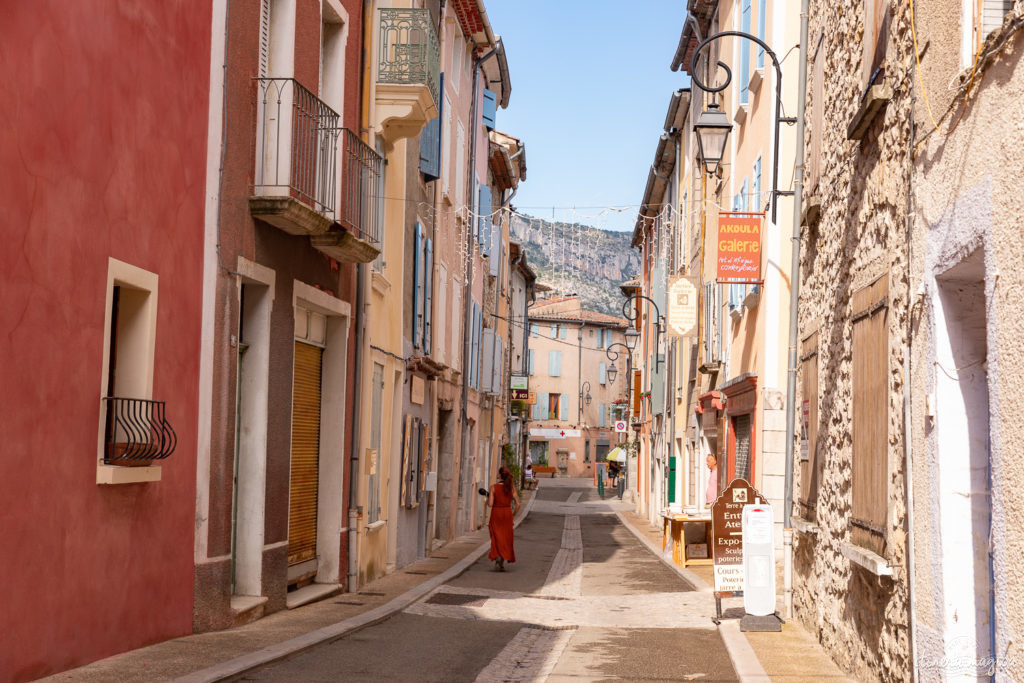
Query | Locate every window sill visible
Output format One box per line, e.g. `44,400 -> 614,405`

748,67 -> 764,94
366,520 -> 387,533
733,102 -> 749,125
97,463 -> 162,485
790,516 -> 818,535
371,270 -> 391,296
840,540 -> 893,576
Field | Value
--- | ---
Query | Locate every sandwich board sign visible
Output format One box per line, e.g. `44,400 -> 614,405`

711,478 -> 766,620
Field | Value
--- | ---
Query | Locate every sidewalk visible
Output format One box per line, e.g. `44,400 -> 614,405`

618,507 -> 853,682
43,489 -> 537,683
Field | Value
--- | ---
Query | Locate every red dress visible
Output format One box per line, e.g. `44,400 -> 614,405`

488,484 -> 516,563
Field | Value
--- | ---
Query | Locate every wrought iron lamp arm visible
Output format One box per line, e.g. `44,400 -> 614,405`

622,294 -> 664,373
605,342 -> 630,363
689,30 -> 796,223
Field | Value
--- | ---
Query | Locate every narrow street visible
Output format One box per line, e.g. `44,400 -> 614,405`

244,479 -> 737,682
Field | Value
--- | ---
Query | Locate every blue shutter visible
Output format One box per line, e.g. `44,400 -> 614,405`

528,349 -> 534,375
599,362 -> 607,385
413,223 -> 422,347
530,323 -> 538,337
757,0 -> 766,68
559,326 -> 567,339
541,393 -> 549,420
741,0 -> 752,105
476,304 -> 484,388
551,324 -> 557,338
560,394 -> 569,421
753,160 -> 761,214
742,177 -> 750,212
598,328 -> 605,349
599,404 -> 606,428
478,185 -> 492,257
549,350 -> 561,377
482,89 -> 497,130
532,400 -> 541,420
424,237 -> 433,353
419,75 -> 443,180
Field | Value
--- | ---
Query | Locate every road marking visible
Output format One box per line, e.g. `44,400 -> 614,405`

473,626 -> 575,682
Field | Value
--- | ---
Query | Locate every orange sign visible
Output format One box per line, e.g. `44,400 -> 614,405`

716,214 -> 762,282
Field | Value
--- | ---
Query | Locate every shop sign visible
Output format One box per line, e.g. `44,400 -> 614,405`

716,213 -> 762,283
510,388 -> 529,401
711,478 -> 766,598
667,276 -> 699,337
510,375 -> 529,390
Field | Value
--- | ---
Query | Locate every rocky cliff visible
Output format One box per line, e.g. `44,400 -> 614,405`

510,213 -> 639,317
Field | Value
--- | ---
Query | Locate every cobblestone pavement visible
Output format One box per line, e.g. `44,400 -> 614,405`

247,479 -> 737,681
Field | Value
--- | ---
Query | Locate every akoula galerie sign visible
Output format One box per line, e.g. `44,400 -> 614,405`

717,213 -> 762,283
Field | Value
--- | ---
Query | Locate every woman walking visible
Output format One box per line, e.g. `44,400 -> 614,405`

487,466 -> 520,571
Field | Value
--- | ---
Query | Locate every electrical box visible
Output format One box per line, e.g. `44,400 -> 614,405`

742,503 -> 776,616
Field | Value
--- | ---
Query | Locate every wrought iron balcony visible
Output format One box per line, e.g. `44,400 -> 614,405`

378,8 -> 439,104
102,397 -> 177,464
310,129 -> 383,263
374,8 -> 440,143
251,77 -> 341,235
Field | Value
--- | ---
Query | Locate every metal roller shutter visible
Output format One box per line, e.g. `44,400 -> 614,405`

288,340 -> 322,567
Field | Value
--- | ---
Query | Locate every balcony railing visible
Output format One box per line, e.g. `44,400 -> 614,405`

378,8 -> 440,106
338,129 -> 383,245
102,397 -> 177,464
253,77 -> 341,219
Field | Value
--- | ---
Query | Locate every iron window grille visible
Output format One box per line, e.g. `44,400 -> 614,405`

378,8 -> 440,106
102,397 -> 177,463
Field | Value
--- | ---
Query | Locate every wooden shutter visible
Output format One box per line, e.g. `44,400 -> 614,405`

288,341 -> 322,566
799,332 -> 820,520
599,362 -> 607,385
482,89 -> 497,129
540,393 -> 549,420
808,33 -> 824,194
481,328 -> 495,393
413,223 -> 422,348
548,350 -> 561,377
528,349 -> 534,375
424,237 -> 433,354
492,336 -> 502,396
560,393 -> 569,421
981,0 -> 1014,40
419,75 -> 443,180
862,0 -> 889,90
632,369 -> 642,417
851,275 -> 889,555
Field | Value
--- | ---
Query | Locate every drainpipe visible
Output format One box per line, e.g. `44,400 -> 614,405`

782,0 -> 810,620
348,0 -> 374,593
905,84 -> 920,683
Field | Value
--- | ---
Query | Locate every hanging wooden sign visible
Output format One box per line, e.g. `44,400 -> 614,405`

716,213 -> 763,283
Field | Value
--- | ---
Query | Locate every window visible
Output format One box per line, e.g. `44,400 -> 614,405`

851,275 -> 889,555
752,159 -> 761,214
455,122 -> 465,208
548,393 -> 560,420
411,223 -> 433,350
597,327 -> 605,348
808,33 -> 824,194
551,324 -> 558,338
442,95 -> 452,198
969,1 -> 1014,65
757,0 -> 766,68
451,26 -> 463,95
739,0 -> 752,105
799,332 -> 820,521
599,362 -> 607,385
368,363 -> 384,522
530,323 -> 538,337
548,350 -> 562,377
528,349 -> 535,376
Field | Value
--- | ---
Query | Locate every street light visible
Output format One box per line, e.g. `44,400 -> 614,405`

606,362 -> 618,385
689,31 -> 796,223
693,100 -> 732,174
578,380 -> 592,423
621,294 -> 664,372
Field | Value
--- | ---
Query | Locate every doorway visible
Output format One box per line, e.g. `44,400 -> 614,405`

934,249 -> 993,671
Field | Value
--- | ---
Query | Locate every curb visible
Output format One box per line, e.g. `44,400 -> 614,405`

177,493 -> 537,682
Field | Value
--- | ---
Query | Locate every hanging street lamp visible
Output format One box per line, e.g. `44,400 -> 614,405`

693,100 -> 732,175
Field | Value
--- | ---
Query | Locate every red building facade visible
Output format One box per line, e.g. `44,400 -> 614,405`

0,2 -> 211,678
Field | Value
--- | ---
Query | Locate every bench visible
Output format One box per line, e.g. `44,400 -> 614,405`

533,465 -> 557,477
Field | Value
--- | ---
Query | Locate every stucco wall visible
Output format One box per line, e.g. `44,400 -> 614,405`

0,1 -> 210,677
910,10 -> 1024,674
793,0 -> 914,679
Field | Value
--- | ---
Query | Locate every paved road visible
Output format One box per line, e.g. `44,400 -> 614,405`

244,479 -> 738,681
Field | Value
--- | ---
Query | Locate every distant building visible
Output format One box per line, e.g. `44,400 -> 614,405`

526,296 -> 629,478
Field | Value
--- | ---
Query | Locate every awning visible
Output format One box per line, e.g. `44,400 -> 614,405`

607,446 -> 627,463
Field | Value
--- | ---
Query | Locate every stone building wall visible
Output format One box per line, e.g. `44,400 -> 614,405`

793,0 -> 915,679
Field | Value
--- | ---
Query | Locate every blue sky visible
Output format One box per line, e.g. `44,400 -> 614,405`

486,0 -> 689,233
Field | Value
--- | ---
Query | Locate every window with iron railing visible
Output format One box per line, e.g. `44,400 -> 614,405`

378,8 -> 440,106
338,128 -> 383,245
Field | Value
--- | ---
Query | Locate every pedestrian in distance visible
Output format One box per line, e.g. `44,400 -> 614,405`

486,466 -> 520,571
706,453 -> 719,507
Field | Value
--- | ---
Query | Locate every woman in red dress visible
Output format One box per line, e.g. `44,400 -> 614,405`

487,466 -> 520,571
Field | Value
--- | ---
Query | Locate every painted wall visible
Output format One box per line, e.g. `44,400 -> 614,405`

910,4 -> 1024,674
0,1 -> 210,677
